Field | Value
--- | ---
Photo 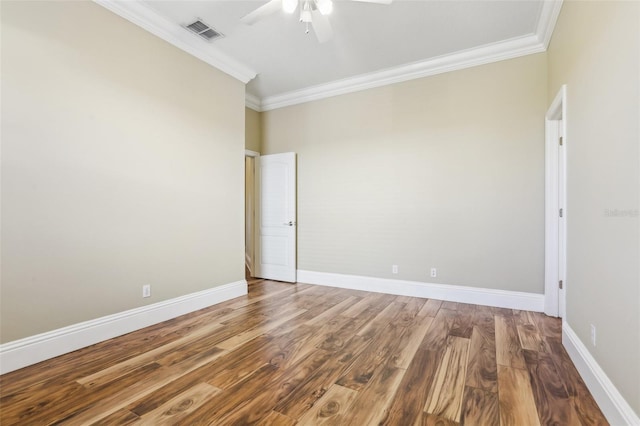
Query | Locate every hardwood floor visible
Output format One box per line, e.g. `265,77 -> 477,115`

0,279 -> 608,425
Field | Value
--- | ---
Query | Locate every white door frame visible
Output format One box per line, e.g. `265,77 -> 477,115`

544,85 -> 567,317
245,149 -> 260,277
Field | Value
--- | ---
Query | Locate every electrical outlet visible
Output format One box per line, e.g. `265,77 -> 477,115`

430,267 -> 437,278
590,324 -> 596,346
392,265 -> 398,274
142,284 -> 151,298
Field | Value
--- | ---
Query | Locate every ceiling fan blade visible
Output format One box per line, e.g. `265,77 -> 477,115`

350,0 -> 393,4
311,9 -> 333,43
240,0 -> 282,25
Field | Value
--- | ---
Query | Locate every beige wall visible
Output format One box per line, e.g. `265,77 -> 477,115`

263,53 -> 548,293
245,107 -> 262,153
548,1 -> 640,413
0,1 -> 246,343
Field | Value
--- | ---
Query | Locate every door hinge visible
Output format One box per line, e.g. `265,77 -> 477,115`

559,136 -> 563,146
559,280 -> 563,289
559,208 -> 563,218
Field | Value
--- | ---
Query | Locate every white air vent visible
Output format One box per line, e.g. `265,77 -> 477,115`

184,19 -> 223,42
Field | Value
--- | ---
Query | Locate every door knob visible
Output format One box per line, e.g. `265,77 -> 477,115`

283,221 -> 296,226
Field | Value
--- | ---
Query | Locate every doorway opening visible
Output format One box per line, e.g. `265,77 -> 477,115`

245,149 -> 260,282
544,85 -> 567,318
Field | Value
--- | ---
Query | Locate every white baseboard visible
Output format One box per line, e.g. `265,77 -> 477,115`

562,323 -> 640,425
0,280 -> 247,375
296,270 -> 544,312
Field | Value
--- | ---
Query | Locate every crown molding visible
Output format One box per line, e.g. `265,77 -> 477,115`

92,0 -> 562,112
536,0 -> 564,48
249,0 -> 563,111
94,0 -> 257,84
258,33 -> 545,111
245,93 -> 262,111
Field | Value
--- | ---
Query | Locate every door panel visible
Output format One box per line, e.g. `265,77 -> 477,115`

257,153 -> 296,283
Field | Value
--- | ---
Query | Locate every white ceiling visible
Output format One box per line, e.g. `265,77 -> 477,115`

98,0 -> 562,110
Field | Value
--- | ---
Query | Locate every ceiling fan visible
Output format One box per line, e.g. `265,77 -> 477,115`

240,0 -> 393,43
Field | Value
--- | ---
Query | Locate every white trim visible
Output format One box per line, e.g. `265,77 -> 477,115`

259,34 -> 545,111
93,0 -> 256,84
536,0 -> 564,49
245,149 -> 260,158
92,0 -> 562,112
0,280 -> 247,374
544,85 -> 567,317
245,93 -> 262,112
248,1 -> 562,110
297,270 -> 544,312
562,323 -> 640,425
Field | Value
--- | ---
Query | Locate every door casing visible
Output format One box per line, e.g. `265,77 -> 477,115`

544,85 -> 567,318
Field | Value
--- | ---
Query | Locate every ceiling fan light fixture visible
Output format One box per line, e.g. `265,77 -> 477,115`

300,1 -> 312,22
316,0 -> 333,15
283,0 -> 298,14
300,9 -> 312,22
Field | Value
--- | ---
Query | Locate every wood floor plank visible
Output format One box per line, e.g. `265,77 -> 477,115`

315,315 -> 371,352
304,295 -> 360,326
208,326 -> 319,389
418,413 -> 460,425
531,312 -> 562,339
90,408 -> 140,426
449,309 -> 474,339
355,300 -> 403,338
460,386 -> 499,426
448,306 -> 475,338
0,281 -> 608,426
213,348 -> 335,424
545,337 -> 608,426
418,307 -> 456,351
424,336 -> 471,422
517,324 -> 548,352
272,334 -> 372,420
394,297 -> 428,327
2,362 -> 162,425
336,322 -> 407,391
465,325 -> 498,393
490,306 -> 513,317
296,384 -> 358,425
261,410 -> 298,426
523,349 -> 581,425
392,314 -> 433,369
53,347 -> 228,424
497,365 -> 541,426
0,306 -> 219,395
177,363 -> 280,424
333,365 -> 406,425
473,306 -> 496,338
126,338 -> 271,416
495,315 -> 526,369
341,291 -> 396,317
419,299 -> 443,317
77,321 -> 225,388
294,314 -> 355,354
441,301 -> 459,311
379,349 -> 442,425
222,285 -> 300,310
0,381 -> 87,424
216,307 -> 307,350
135,382 -> 221,425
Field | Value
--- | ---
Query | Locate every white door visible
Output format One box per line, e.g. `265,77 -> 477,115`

256,153 -> 297,283
557,122 -> 566,318
544,85 -> 567,318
